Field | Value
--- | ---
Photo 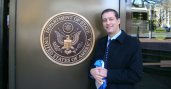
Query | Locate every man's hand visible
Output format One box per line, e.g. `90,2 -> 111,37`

90,67 -> 107,84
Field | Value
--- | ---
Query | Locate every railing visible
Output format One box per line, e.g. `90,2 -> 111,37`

143,60 -> 171,67
142,48 -> 171,67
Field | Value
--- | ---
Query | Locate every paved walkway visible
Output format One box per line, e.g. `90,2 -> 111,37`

140,38 -> 171,43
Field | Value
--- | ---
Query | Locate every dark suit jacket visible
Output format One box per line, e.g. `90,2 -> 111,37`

90,30 -> 143,89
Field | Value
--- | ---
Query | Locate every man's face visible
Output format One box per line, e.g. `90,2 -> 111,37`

102,11 -> 120,36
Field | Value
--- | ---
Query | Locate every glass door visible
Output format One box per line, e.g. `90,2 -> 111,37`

126,0 -> 171,89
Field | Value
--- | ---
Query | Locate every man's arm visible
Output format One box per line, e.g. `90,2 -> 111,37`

107,42 -> 143,83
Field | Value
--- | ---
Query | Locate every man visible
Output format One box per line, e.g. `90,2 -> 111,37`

89,9 -> 143,89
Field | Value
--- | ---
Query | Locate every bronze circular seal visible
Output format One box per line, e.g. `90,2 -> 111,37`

40,12 -> 95,66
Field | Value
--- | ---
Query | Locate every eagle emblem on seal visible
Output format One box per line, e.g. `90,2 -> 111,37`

55,30 -> 81,55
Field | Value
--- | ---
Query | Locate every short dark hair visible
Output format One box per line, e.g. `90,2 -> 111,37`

101,9 -> 120,19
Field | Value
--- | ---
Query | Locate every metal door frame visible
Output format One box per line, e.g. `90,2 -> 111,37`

9,0 -> 16,89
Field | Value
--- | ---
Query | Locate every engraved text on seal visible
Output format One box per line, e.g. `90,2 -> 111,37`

40,12 -> 95,66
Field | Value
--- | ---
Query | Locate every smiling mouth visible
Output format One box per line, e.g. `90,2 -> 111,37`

106,26 -> 113,29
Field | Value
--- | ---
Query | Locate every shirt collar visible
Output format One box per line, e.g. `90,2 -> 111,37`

108,30 -> 121,40
108,30 -> 127,44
